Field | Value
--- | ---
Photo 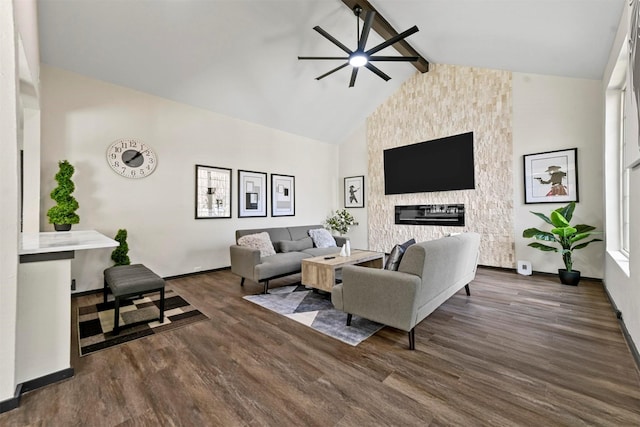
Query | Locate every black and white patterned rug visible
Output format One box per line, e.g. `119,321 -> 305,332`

243,284 -> 383,346
77,288 -> 208,356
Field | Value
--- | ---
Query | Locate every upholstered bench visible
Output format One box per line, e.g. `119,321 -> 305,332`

103,264 -> 165,335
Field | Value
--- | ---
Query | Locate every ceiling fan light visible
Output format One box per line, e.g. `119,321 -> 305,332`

349,54 -> 368,67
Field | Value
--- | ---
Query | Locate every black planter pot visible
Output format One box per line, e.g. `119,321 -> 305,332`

54,224 -> 72,232
558,269 -> 581,286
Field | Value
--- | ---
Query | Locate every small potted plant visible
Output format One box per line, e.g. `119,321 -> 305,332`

46,160 -> 80,231
111,229 -> 131,266
325,209 -> 358,236
523,202 -> 602,286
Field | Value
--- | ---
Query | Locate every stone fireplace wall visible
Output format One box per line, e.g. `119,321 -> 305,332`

367,64 -> 514,268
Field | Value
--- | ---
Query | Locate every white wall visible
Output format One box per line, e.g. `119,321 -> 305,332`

513,73 -> 604,279
40,66 -> 338,292
603,2 -> 640,355
338,123 -> 368,249
0,0 -> 20,403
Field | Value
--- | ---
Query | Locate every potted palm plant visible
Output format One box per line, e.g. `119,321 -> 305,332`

46,160 -> 80,231
523,202 -> 602,285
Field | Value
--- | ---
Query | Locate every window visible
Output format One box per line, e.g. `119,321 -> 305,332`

620,90 -> 631,256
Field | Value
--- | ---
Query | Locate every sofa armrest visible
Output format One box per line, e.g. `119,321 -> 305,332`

230,244 -> 261,280
332,265 -> 420,332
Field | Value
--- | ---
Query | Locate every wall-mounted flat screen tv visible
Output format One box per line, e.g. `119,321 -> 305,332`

383,132 -> 475,195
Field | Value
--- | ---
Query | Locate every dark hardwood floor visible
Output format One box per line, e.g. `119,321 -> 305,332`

2,267 -> 639,426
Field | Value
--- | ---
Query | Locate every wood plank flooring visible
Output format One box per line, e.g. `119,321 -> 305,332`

2,267 -> 639,426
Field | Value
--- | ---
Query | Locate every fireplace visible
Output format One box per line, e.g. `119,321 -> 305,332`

395,204 -> 465,226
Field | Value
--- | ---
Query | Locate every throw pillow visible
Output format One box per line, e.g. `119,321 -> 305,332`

308,228 -> 337,248
237,232 -> 276,257
384,238 -> 416,271
279,237 -> 313,253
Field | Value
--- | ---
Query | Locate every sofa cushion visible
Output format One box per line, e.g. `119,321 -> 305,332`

237,232 -> 276,257
288,225 -> 323,241
302,247 -> 341,257
279,237 -> 313,253
308,228 -> 336,248
254,252 -> 310,280
384,238 -> 416,271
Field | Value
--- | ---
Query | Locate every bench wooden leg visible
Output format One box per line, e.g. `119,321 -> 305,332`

113,297 -> 121,335
159,287 -> 165,323
465,284 -> 470,296
346,313 -> 352,326
240,277 -> 245,287
263,280 -> 269,294
103,279 -> 109,304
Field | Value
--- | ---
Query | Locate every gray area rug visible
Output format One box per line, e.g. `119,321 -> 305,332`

243,284 -> 383,346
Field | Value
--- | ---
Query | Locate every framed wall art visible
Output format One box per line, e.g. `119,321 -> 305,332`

195,165 -> 232,219
238,170 -> 267,217
271,174 -> 295,217
344,175 -> 365,208
523,148 -> 578,204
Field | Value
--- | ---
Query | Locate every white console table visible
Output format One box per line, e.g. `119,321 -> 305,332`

17,230 -> 118,386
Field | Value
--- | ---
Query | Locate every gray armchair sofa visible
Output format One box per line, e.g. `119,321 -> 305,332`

230,225 -> 348,294
332,232 -> 481,349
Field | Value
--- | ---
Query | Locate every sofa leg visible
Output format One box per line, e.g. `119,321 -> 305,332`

346,313 -> 352,326
263,280 -> 269,294
408,328 -> 415,350
465,284 -> 470,296
240,277 -> 245,287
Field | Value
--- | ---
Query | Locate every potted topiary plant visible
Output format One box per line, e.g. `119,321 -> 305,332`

523,202 -> 602,286
46,160 -> 80,231
111,229 -> 131,266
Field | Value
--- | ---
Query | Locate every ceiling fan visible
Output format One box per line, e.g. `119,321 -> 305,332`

298,6 -> 420,87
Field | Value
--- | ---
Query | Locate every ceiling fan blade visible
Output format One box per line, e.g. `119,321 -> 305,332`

358,10 -> 376,51
365,63 -> 391,81
349,67 -> 359,87
298,56 -> 349,60
366,25 -> 419,56
316,62 -> 350,80
369,56 -> 419,62
313,26 -> 353,55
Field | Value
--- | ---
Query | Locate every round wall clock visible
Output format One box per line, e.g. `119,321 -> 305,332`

106,138 -> 157,179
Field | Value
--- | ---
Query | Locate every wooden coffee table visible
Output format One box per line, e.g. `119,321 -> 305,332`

301,249 -> 384,292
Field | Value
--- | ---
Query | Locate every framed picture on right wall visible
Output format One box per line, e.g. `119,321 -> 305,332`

344,175 -> 365,208
523,148 -> 579,204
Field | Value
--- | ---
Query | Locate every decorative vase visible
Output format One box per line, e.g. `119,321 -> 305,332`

54,224 -> 72,232
339,244 -> 347,257
558,269 -> 580,286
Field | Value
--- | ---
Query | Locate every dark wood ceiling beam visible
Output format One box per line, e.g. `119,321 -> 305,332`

341,0 -> 429,73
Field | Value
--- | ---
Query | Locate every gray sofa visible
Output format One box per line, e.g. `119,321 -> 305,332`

332,232 -> 481,349
230,225 -> 348,294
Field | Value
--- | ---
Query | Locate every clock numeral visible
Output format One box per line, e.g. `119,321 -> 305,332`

120,142 -> 128,149
139,169 -> 145,176
121,167 -> 126,174
115,147 -> 122,153
130,140 -> 137,148
114,161 -> 120,167
110,153 -> 117,159
148,158 -> 154,164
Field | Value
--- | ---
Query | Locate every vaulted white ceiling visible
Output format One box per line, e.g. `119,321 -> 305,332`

37,0 -> 625,143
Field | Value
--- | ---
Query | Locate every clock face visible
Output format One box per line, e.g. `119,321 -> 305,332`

106,138 -> 157,179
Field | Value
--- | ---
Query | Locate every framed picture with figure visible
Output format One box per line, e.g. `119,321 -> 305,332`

344,176 -> 365,208
195,165 -> 232,219
238,170 -> 267,217
523,148 -> 578,204
271,174 -> 295,217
